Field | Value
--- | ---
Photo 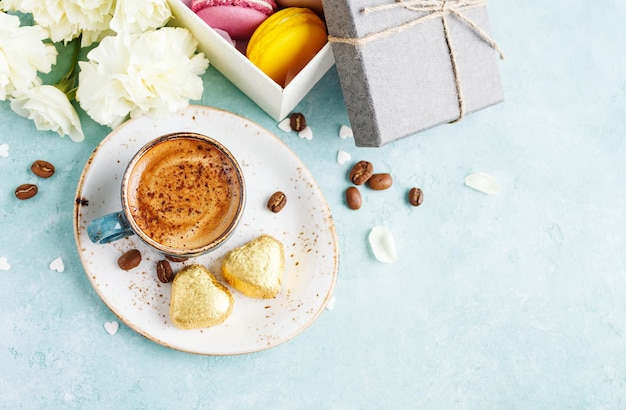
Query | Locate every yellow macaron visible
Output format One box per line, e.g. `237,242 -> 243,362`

246,7 -> 327,87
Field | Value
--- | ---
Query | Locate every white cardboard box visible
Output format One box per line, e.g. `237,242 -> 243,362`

167,0 -> 335,121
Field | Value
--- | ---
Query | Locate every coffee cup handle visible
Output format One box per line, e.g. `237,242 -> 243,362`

87,211 -> 134,244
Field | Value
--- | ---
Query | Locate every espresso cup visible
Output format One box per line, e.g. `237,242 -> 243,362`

87,132 -> 246,259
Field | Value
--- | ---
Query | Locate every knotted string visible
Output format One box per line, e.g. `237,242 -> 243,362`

328,0 -> 504,123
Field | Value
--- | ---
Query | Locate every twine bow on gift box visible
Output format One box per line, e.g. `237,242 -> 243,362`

328,0 -> 505,123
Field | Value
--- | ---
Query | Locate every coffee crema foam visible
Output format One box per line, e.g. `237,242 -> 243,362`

126,137 -> 242,250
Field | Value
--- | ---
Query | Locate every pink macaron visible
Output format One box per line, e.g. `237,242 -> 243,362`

191,0 -> 278,40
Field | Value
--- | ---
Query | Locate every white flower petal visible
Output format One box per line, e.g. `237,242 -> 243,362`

18,0 -> 115,45
10,85 -> 84,141
368,226 -> 397,264
464,172 -> 501,195
77,28 -> 208,128
0,12 -> 57,99
0,1 -> 27,12
110,0 -> 171,34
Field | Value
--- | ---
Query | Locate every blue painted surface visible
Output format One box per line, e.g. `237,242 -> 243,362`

2,1 -> 626,408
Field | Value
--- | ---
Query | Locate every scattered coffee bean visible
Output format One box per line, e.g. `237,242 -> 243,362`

290,112 -> 306,132
31,160 -> 55,178
349,160 -> 374,185
267,191 -> 287,213
408,187 -> 424,206
345,187 -> 362,210
367,173 -> 393,190
117,249 -> 141,270
75,197 -> 89,206
165,255 -> 186,263
15,184 -> 38,200
156,260 -> 175,283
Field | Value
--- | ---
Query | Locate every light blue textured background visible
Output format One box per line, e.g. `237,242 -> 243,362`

2,1 -> 626,408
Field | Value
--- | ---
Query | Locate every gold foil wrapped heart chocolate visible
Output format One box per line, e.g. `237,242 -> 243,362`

169,264 -> 234,329
222,235 -> 284,299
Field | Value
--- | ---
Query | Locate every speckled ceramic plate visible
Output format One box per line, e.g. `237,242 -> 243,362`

73,105 -> 338,355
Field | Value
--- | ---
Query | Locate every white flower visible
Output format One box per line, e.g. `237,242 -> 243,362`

77,28 -> 209,128
76,36 -> 136,129
0,1 -> 22,11
10,85 -> 85,142
110,0 -> 172,34
0,12 -> 57,100
2,0 -> 115,46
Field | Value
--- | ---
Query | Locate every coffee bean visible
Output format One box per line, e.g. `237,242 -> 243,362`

408,187 -> 424,206
267,191 -> 287,213
345,187 -> 362,210
290,112 -> 306,131
118,249 -> 141,270
165,255 -> 186,263
75,197 -> 89,206
367,173 -> 393,190
349,161 -> 374,185
156,260 -> 175,283
31,160 -> 55,178
15,183 -> 38,200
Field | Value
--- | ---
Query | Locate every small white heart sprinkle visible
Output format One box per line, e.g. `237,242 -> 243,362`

325,295 -> 336,311
298,126 -> 313,140
104,321 -> 119,335
277,118 -> 292,132
49,257 -> 65,272
337,150 -> 351,165
464,172 -> 501,195
368,226 -> 397,264
0,144 -> 9,158
0,257 -> 10,271
339,125 -> 353,139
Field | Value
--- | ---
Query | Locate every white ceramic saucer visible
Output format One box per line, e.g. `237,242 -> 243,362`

74,105 -> 338,355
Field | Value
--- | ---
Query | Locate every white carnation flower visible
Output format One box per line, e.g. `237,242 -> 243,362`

110,0 -> 172,34
76,35 -> 136,129
10,85 -> 85,142
0,12 -> 57,100
77,28 -> 209,128
0,1 -> 23,11
4,0 -> 115,46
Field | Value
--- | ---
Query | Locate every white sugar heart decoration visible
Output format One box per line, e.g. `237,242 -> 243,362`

0,144 -> 9,158
339,125 -> 353,139
49,257 -> 65,272
298,126 -> 313,140
277,118 -> 292,132
104,321 -> 119,335
337,150 -> 351,165
0,257 -> 10,271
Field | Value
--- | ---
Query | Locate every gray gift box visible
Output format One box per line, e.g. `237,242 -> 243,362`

322,0 -> 505,147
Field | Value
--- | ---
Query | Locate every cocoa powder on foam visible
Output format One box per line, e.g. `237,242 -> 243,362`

126,137 -> 242,250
